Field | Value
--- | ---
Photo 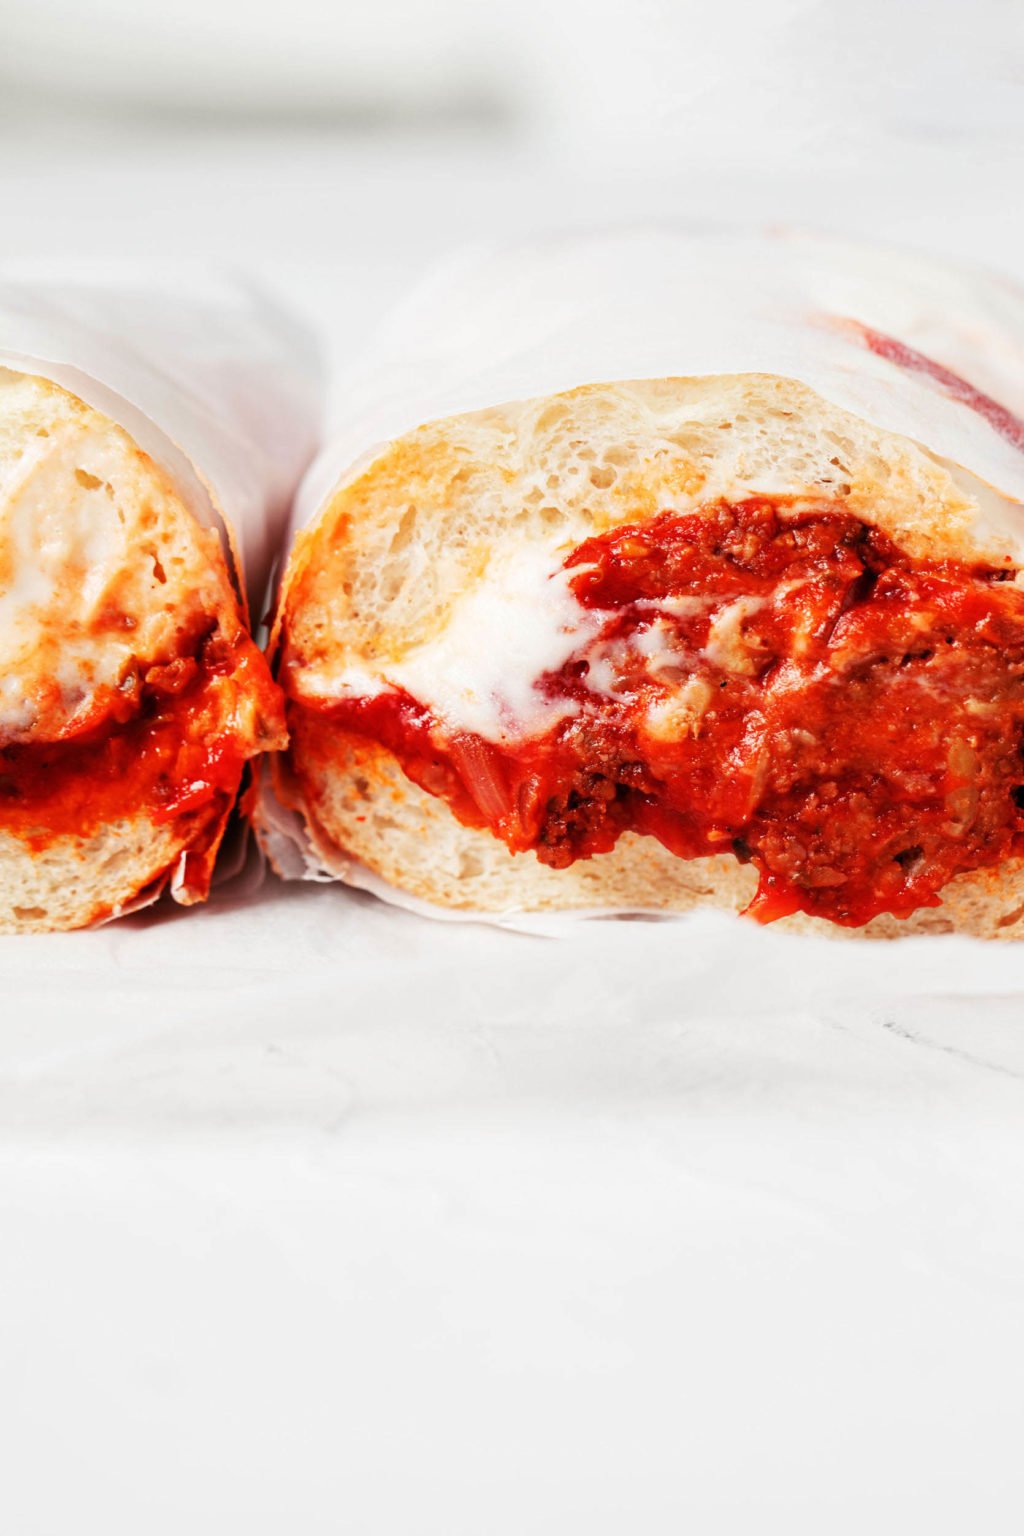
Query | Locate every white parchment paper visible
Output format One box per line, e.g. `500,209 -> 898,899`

292,228 -> 1024,538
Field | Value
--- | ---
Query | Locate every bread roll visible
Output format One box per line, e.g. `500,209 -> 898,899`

265,234 -> 1024,938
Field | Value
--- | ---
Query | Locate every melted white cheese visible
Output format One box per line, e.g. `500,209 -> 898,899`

702,596 -> 768,675
0,424 -> 131,730
391,545 -> 608,741
294,541 -> 606,744
644,677 -> 714,741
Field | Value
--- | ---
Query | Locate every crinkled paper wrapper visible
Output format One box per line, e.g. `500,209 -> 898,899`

258,228 -> 1024,935
0,277 -> 320,919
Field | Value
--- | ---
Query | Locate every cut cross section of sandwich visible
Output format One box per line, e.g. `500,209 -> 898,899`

265,233 -> 1024,938
0,368 -> 284,931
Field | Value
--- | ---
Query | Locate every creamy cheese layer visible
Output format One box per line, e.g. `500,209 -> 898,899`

290,541 -> 603,743
0,370 -> 230,744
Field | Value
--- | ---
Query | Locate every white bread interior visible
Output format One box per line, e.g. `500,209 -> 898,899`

0,369 -> 270,933
0,368 -> 241,742
277,375 -> 1024,939
0,816 -> 220,933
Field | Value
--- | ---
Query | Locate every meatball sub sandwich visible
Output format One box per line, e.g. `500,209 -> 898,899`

264,233 -> 1024,937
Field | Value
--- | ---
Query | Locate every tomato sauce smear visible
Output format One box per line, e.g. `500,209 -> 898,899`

0,630 -> 282,850
303,498 -> 1024,926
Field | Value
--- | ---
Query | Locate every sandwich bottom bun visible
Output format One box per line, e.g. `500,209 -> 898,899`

274,377 -> 1024,940
0,816 -> 220,934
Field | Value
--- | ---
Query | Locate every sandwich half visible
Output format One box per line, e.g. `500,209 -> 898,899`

266,234 -> 1024,938
0,367 -> 284,931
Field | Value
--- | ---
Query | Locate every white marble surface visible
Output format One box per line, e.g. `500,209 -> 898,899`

3,125 -> 1024,1532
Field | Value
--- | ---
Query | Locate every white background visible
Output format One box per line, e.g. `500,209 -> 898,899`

2,3 -> 1024,1531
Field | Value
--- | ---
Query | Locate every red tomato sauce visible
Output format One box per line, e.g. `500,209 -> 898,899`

293,498 -> 1024,926
0,630 -> 282,849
